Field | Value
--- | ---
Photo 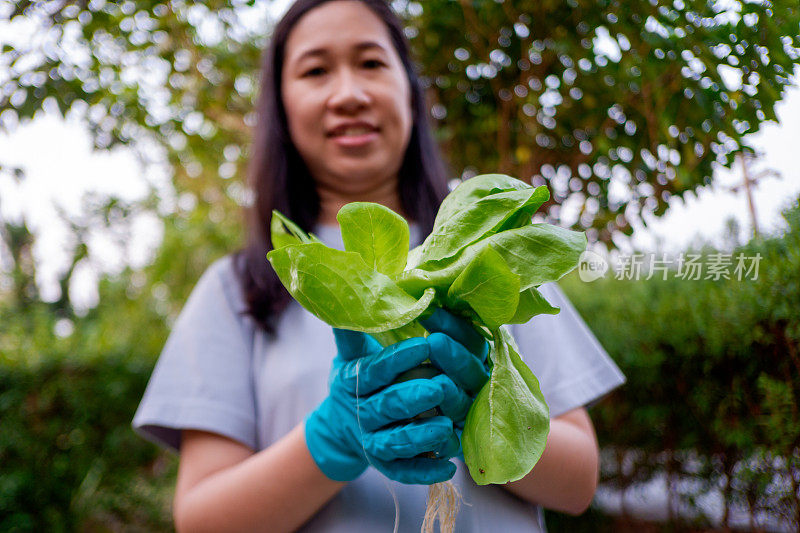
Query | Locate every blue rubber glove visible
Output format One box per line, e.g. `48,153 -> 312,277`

421,308 -> 491,400
420,308 -> 491,461
305,328 -> 471,484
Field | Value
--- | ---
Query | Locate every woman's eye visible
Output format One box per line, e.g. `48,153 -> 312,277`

303,67 -> 325,77
363,59 -> 384,69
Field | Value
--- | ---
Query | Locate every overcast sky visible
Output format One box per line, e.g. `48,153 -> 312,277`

627,83 -> 800,253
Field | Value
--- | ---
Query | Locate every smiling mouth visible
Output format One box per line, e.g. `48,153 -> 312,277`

334,127 -> 375,137
329,126 -> 379,138
326,121 -> 381,148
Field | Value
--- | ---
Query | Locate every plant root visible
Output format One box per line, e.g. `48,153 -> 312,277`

422,480 -> 461,533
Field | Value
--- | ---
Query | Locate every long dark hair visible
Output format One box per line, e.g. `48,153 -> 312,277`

233,0 -> 451,334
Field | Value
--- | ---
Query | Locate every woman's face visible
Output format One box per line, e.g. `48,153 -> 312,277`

281,0 -> 413,202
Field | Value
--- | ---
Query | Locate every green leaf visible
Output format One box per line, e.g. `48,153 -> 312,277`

406,243 -> 424,270
406,174 -> 540,270
337,202 -> 409,276
462,328 -> 549,485
271,214 -> 301,250
399,224 -> 586,297
508,287 -> 560,324
447,246 -> 520,329
417,185 -> 550,263
487,224 -> 586,289
267,242 -> 434,332
432,173 -> 532,232
270,210 -> 320,250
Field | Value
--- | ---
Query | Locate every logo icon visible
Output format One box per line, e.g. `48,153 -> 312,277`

578,250 -> 608,282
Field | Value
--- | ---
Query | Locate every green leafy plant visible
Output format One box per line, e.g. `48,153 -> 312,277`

267,174 -> 586,484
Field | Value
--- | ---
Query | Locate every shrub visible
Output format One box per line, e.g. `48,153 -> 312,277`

0,356 -> 176,531
560,196 -> 800,529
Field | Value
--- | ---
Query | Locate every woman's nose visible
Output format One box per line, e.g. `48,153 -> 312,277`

327,69 -> 371,112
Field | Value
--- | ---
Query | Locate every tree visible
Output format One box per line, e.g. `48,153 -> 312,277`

408,0 -> 800,241
0,0 -> 798,313
1,0 -> 261,313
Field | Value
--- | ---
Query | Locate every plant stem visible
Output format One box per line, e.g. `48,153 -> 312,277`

371,320 -> 429,346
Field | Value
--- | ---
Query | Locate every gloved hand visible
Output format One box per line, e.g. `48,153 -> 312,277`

421,308 -> 491,404
418,308 -> 491,462
305,328 -> 472,485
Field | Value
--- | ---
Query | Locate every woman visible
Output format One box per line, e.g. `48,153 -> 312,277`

133,1 -> 625,531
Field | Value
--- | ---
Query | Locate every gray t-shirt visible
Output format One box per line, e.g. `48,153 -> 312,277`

133,224 -> 625,532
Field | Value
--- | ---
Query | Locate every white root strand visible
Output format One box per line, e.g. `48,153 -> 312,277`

422,480 -> 462,533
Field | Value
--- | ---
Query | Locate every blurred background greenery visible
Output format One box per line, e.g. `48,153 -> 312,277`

1,0 -> 799,531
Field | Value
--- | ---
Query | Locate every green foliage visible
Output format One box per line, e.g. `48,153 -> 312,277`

2,0 -> 799,253
462,328 -> 549,485
559,196 -> 800,527
1,0 -> 253,316
410,0 -> 800,240
268,242 -> 438,332
418,183 -> 550,262
267,175 -> 586,485
338,202 -> 410,276
0,226 -> 184,527
447,245 -> 521,328
0,200 -> 231,531
509,286 -> 560,325
0,356 -> 177,531
399,222 -> 588,299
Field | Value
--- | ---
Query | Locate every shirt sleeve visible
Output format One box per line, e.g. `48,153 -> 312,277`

132,256 -> 258,452
510,282 -> 625,418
